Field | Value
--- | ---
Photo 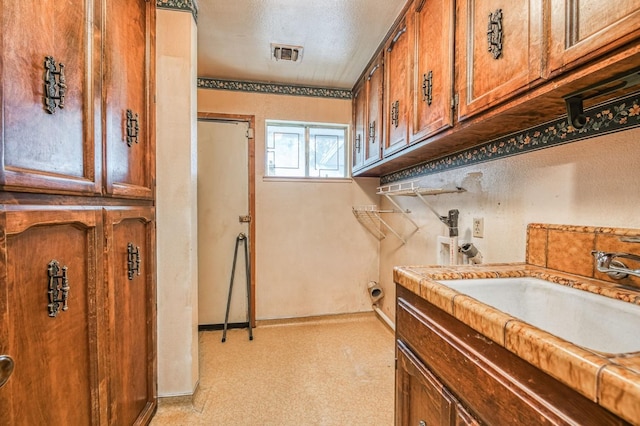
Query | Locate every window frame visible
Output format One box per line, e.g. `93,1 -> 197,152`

264,120 -> 350,180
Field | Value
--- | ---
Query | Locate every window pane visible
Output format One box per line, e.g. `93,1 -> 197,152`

266,125 -> 305,177
309,127 -> 346,178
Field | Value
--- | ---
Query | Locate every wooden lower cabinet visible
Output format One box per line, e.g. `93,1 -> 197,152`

397,341 -> 457,425
0,208 -> 103,425
395,285 -> 629,425
0,206 -> 156,425
104,207 -> 156,425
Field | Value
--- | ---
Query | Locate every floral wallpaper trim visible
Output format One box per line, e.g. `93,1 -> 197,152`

197,78 -> 352,100
156,0 -> 198,22
381,91 -> 640,185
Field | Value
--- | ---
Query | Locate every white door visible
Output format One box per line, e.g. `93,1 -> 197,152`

198,119 -> 250,326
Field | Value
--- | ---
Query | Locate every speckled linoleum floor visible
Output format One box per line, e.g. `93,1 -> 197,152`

150,312 -> 395,426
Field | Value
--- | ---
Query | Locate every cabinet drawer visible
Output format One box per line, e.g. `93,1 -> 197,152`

396,286 -> 628,425
0,208 -> 102,425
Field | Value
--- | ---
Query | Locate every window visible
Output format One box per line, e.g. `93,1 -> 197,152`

265,121 -> 348,178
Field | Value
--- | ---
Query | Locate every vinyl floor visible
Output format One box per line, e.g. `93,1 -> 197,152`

150,312 -> 395,426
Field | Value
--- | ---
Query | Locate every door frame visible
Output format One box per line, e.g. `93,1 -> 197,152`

197,112 -> 256,327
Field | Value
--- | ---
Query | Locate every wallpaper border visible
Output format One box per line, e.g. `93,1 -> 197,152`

156,0 -> 198,22
381,91 -> 640,184
197,78 -> 353,100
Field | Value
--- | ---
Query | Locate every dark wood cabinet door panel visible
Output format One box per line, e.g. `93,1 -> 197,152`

0,0 -> 101,195
456,0 -> 545,121
384,18 -> 411,156
0,208 -> 102,425
104,0 -> 155,199
365,54 -> 383,165
397,340 -> 455,426
104,207 -> 156,425
549,0 -> 640,74
352,78 -> 366,171
410,0 -> 455,143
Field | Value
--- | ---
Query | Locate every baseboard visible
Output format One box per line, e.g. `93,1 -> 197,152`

198,322 -> 249,331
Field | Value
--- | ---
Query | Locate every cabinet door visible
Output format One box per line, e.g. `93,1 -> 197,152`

549,0 -> 640,74
104,207 -> 156,425
456,0 -> 545,120
104,0 -> 155,199
0,0 -> 101,195
384,18 -> 411,156
410,0 -> 455,143
396,341 -> 455,426
352,78 -> 366,172
365,54 -> 384,165
0,208 -> 102,425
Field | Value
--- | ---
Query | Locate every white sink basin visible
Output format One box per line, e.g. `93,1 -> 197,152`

438,277 -> 640,354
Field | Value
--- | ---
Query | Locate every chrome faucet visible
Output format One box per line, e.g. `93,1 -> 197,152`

591,250 -> 640,280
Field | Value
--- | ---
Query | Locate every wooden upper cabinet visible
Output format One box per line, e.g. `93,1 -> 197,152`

0,0 -> 101,195
104,0 -> 155,199
384,17 -> 411,156
365,53 -> 384,166
0,208 -> 102,425
410,0 -> 455,144
455,0 -> 545,121
352,78 -> 366,172
549,0 -> 640,75
104,207 -> 156,425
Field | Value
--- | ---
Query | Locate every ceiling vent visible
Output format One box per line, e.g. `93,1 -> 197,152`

271,43 -> 303,62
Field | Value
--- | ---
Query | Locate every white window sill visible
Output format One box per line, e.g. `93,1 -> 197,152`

262,176 -> 353,183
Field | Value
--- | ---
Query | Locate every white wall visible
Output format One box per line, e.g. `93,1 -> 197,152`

377,127 -> 640,320
198,90 -> 381,320
156,10 -> 199,397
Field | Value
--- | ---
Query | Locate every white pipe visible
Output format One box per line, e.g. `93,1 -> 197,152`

373,305 -> 395,332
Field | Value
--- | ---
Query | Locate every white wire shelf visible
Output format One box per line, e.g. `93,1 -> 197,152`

353,180 -> 466,244
377,180 -> 465,225
376,180 -> 466,197
352,205 -> 407,242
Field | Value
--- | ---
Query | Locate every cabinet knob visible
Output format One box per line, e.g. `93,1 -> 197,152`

0,355 -> 15,388
419,421 -> 427,426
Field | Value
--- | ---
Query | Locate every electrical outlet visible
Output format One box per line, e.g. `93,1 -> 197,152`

473,217 -> 484,238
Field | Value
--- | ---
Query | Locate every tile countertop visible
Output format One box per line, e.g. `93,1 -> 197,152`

394,263 -> 640,425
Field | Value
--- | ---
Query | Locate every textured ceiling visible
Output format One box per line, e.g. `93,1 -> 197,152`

197,0 -> 408,89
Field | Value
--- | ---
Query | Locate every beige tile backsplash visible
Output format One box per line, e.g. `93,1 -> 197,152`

527,223 -> 640,288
